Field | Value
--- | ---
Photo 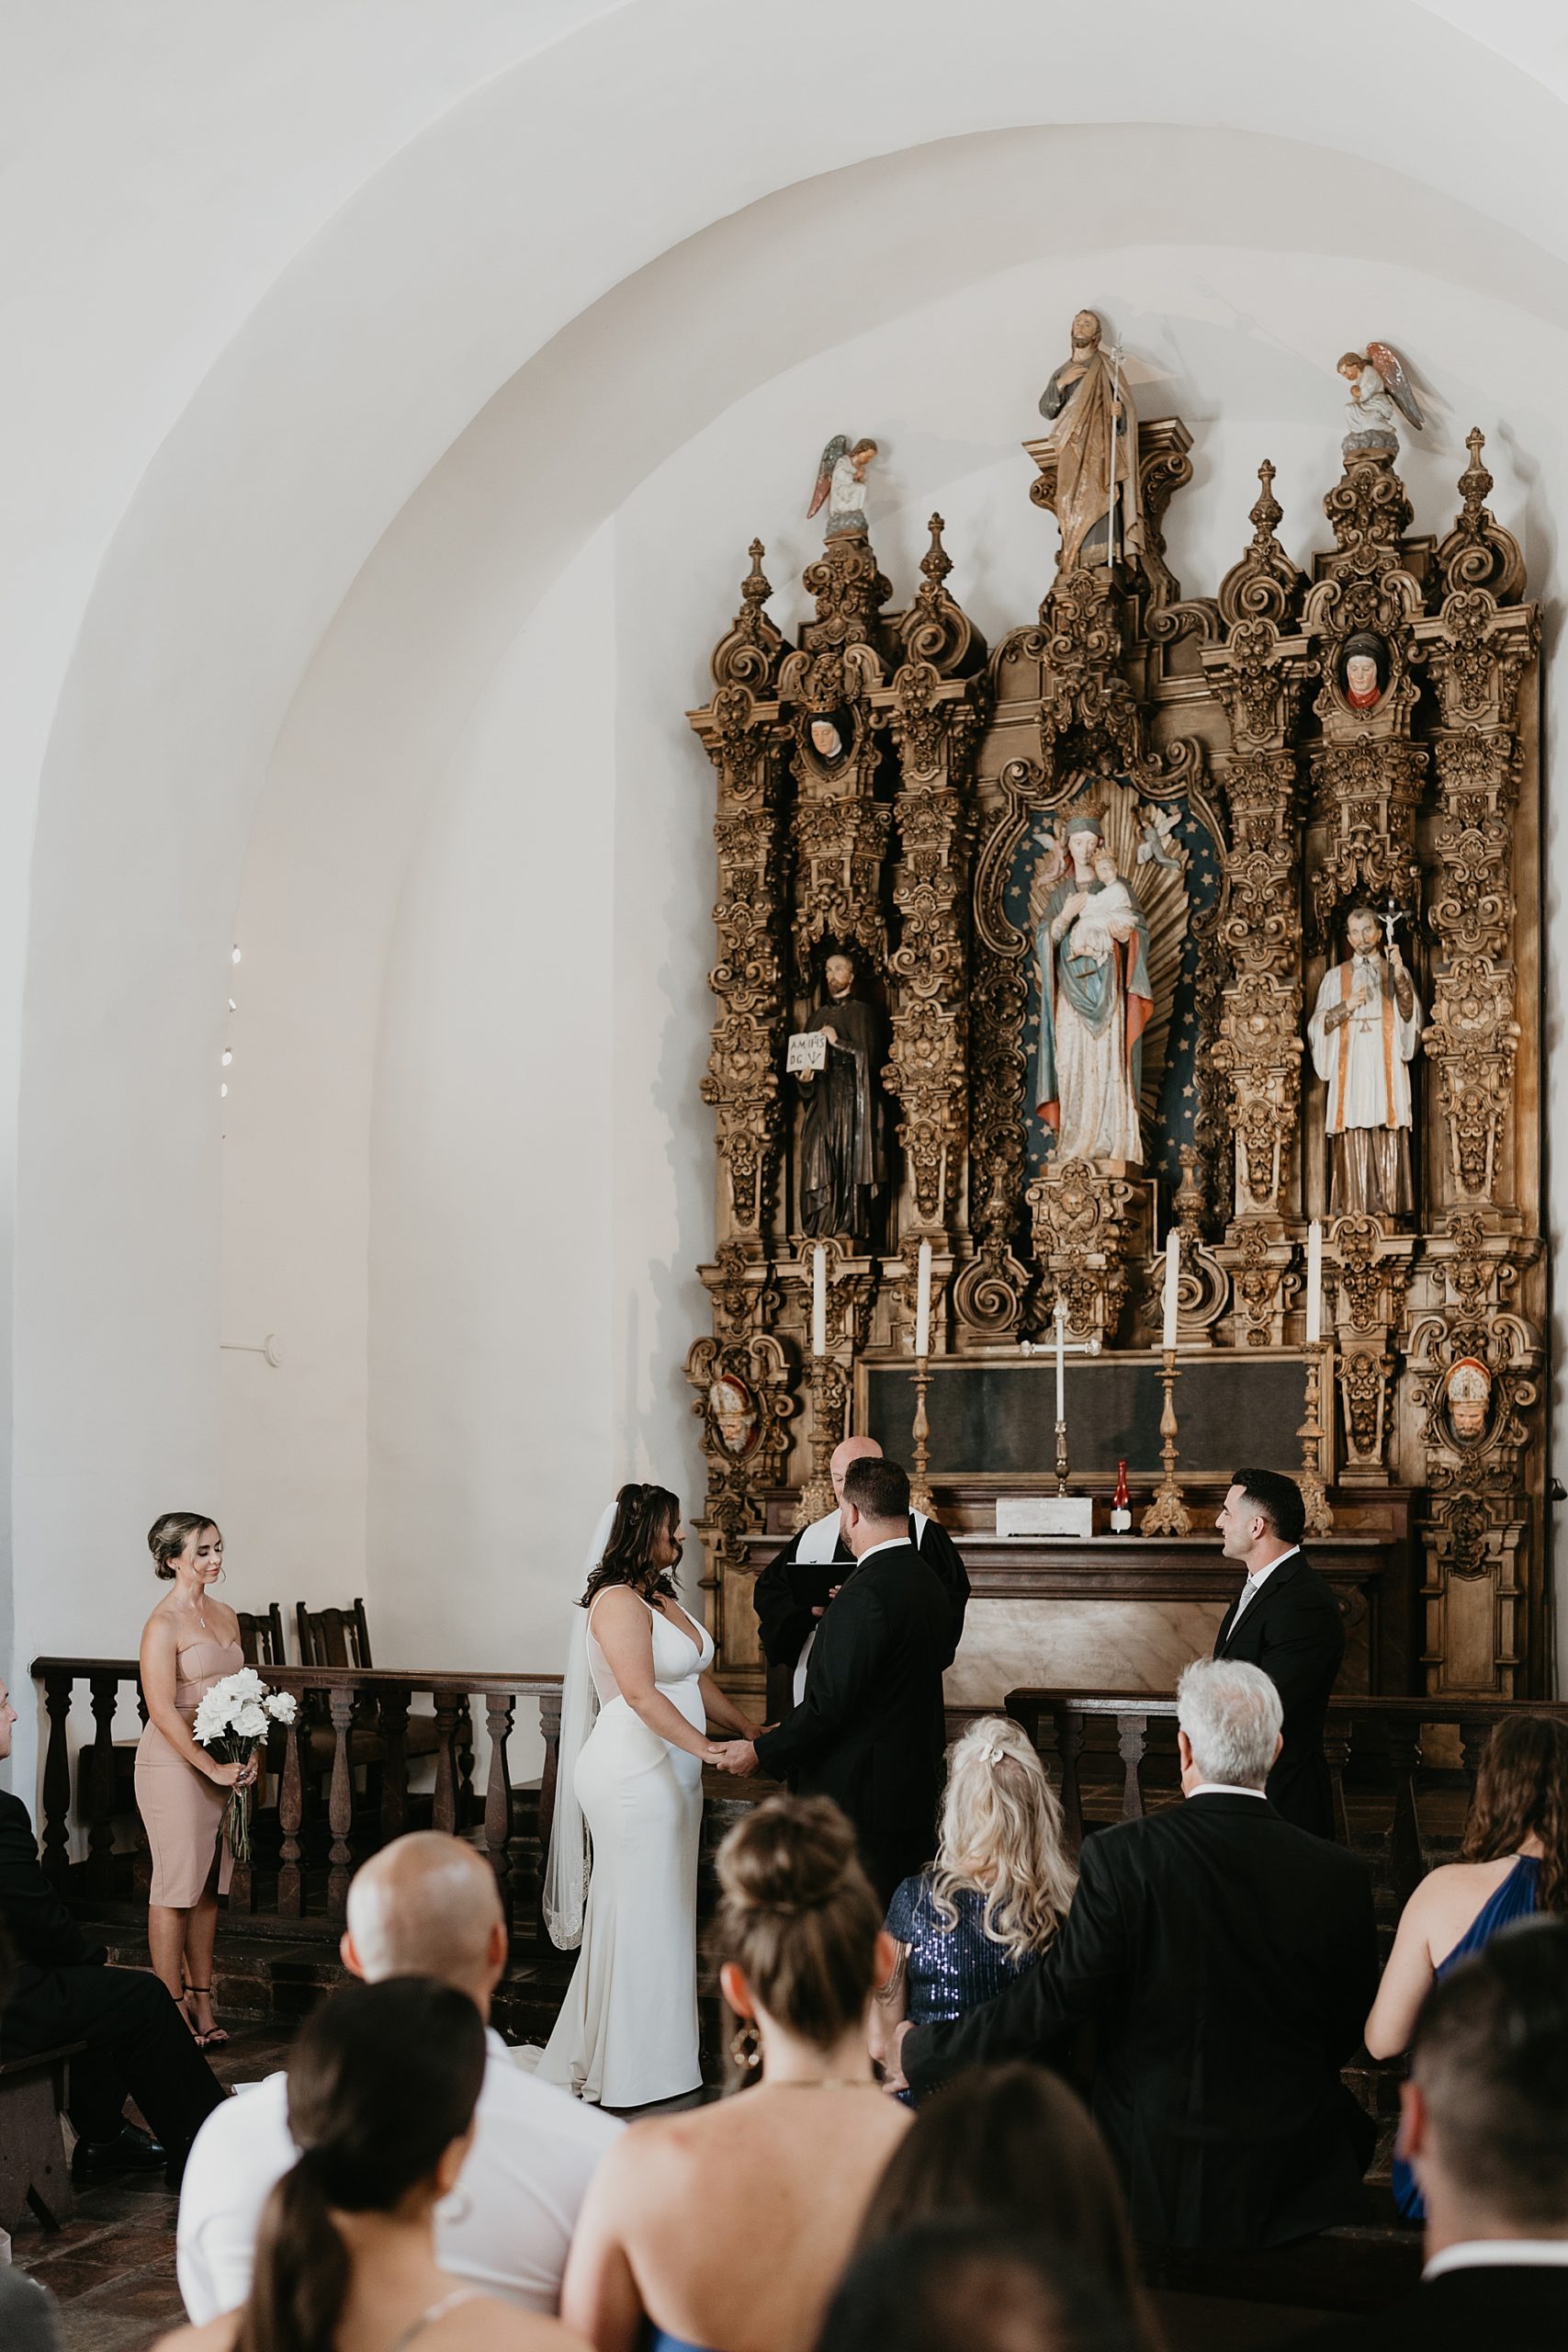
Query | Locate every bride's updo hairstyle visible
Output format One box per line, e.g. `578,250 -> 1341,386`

580,1481 -> 682,1608
716,1795 -> 883,2051
237,1977 -> 485,2352
147,1511 -> 218,1580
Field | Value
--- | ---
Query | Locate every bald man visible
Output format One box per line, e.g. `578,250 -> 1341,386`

753,1436 -> 969,1720
176,1834 -> 620,2324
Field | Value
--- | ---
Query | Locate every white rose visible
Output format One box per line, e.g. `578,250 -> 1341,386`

229,1668 -> 266,1701
265,1691 -> 299,1724
232,1701 -> 270,1741
191,1692 -> 231,1745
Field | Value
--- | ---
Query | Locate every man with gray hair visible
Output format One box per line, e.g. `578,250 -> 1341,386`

176,1832 -> 620,2322
894,1657 -> 1378,2249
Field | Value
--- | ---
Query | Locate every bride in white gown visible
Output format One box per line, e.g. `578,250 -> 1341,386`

538,1484 -> 764,2109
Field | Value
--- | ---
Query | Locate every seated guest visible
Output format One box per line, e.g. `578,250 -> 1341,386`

1368,1713 -> 1567,2222
178,1833 -> 619,2322
1292,1922 -> 1568,2349
0,2272 -> 64,2352
855,2066 -> 1156,2349
562,1796 -> 909,2352
892,1659 -> 1379,2250
818,2221 -> 1145,2352
869,1717 -> 1076,2081
0,1672 -> 224,2186
154,1977 -> 578,2352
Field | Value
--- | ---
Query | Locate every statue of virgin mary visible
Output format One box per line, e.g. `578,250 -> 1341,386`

1033,816 -> 1154,1167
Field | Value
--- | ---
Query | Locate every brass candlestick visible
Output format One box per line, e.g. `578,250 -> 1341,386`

795,1357 -> 838,1528
1055,1418 -> 1069,1496
1298,1341 -> 1335,1536
1140,1348 -> 1192,1536
909,1356 -> 934,1517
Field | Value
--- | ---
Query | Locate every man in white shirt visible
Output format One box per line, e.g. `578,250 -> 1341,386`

177,1832 -> 620,2322
1213,1466 -> 1343,1837
1293,1919 -> 1568,2349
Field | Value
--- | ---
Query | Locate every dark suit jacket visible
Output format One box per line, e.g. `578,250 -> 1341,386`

753,1540 -> 955,1853
1213,1549 -> 1344,1837
1292,2263 -> 1568,2351
754,1511 -> 969,1673
903,1792 -> 1379,2250
0,1789 -> 108,2055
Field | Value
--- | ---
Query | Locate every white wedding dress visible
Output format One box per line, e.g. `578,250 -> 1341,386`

537,1592 -> 713,2108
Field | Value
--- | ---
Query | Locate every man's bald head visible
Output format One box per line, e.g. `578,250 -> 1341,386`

343,1832 -> 506,2013
830,1434 -> 882,1503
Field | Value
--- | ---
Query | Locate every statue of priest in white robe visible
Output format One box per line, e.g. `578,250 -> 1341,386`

1307,906 -> 1424,1217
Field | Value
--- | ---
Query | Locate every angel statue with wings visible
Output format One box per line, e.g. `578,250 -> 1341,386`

1030,790 -> 1190,1171
1337,343 -> 1424,457
807,435 -> 879,541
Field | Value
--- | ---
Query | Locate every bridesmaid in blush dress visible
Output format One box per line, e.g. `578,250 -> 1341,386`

135,1513 -> 256,2049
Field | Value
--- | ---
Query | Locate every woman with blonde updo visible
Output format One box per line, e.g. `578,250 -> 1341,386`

560,1796 -> 909,2352
869,1715 -> 1076,2080
135,1513 -> 256,2047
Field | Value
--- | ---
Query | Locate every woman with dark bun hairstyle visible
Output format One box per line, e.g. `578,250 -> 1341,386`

539,1483 -> 762,2109
135,1513 -> 256,2047
152,1977 -> 578,2352
562,1796 -> 908,2352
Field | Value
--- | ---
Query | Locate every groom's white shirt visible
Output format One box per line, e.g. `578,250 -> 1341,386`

176,2027 -> 620,2322
791,1506 -> 930,1704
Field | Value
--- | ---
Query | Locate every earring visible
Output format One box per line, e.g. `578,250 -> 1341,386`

728,2018 -> 761,2073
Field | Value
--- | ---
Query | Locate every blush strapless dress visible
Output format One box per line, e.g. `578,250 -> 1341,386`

134,1634 -> 243,1905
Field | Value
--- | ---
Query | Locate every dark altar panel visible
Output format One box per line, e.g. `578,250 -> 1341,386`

861,1352 -> 1313,1481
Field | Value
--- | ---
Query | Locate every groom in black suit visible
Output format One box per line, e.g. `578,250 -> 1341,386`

1213,1466 -> 1344,1838
714,1458 -> 956,1902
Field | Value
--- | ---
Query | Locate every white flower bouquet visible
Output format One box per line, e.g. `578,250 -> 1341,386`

191,1667 -> 299,1863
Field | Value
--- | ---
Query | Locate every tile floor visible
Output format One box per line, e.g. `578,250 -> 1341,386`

9,2023 -> 295,2352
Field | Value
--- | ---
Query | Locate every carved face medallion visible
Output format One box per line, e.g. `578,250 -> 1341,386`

709,1374 -> 759,1457
1445,1356 -> 1491,1443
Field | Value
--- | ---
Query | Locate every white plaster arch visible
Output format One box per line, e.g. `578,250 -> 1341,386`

11,0 -> 1568,1783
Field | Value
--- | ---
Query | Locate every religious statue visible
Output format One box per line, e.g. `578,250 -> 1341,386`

795,949 -> 886,1240
1037,310 -> 1145,573
1337,343 -> 1424,458
807,435 -> 879,542
1307,906 -> 1424,1216
1338,631 -> 1389,711
1032,816 -> 1154,1169
807,709 -> 851,766
708,1371 -> 760,1457
1444,1357 -> 1491,1444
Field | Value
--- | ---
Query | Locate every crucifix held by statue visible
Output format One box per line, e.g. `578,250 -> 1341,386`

1307,905 -> 1424,1216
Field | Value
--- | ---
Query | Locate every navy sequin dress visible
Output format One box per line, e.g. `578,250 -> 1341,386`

886,1871 -> 1039,2064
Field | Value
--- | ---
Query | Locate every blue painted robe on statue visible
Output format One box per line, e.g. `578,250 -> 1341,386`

1034,876 -> 1153,1163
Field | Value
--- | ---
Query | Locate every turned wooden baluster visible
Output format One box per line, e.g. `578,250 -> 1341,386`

1054,1707 -> 1086,1853
457,1698 -> 477,1829
1323,1708 -> 1353,1850
536,1690 -> 562,1951
378,1686 -> 411,1845
1458,1712 -> 1493,1804
432,1688 -> 463,1836
276,1713 -> 305,1918
40,1672 -> 75,1886
326,1687 -> 356,1922
1384,1717 -> 1426,1907
1117,1713 -> 1149,1822
131,1683 -> 152,1898
483,1695 -> 516,1936
85,1671 -> 121,1894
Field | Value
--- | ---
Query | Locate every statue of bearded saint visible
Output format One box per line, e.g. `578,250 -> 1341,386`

796,950 -> 886,1242
1038,309 -> 1147,574
1307,907 -> 1425,1216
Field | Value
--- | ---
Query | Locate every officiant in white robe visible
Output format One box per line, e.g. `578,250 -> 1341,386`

1307,907 -> 1423,1217
753,1436 -> 969,1719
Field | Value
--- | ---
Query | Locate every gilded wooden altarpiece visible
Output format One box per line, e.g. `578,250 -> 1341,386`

684,398 -> 1545,1707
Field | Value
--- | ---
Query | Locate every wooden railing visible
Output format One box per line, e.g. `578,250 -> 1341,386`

1007,1688 -> 1568,1903
30,1659 -> 563,1941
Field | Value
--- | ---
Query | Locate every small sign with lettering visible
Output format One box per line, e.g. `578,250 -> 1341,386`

996,1496 -> 1095,1540
786,1031 -> 829,1073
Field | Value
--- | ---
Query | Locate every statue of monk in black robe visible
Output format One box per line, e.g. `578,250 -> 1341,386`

797,951 -> 886,1241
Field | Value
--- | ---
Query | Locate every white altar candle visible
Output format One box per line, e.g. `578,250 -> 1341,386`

1055,1297 -> 1066,1422
1305,1218 -> 1323,1347
915,1239 -> 932,1360
811,1244 -> 827,1358
1162,1227 -> 1180,1352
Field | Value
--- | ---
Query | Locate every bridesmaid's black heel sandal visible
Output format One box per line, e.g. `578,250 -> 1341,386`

183,1983 -> 229,2049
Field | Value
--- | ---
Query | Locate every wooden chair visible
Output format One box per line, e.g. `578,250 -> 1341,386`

292,1599 -> 471,1786
236,1602 -> 288,1669
0,2041 -> 83,2233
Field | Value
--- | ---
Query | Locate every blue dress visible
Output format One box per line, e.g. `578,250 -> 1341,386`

886,1871 -> 1038,2090
1392,1855 -> 1540,2222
